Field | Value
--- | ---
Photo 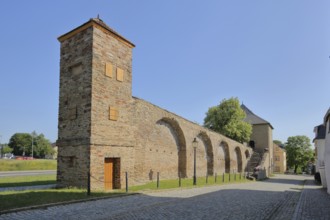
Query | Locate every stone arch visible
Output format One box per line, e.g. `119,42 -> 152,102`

245,150 -> 250,159
235,147 -> 243,172
157,117 -> 187,177
197,131 -> 214,175
220,141 -> 230,173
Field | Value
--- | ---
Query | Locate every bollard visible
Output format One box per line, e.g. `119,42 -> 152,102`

125,172 -> 128,193
157,172 -> 160,189
87,171 -> 91,196
179,172 -> 181,187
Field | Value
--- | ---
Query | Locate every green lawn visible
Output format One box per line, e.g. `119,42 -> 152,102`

0,175 -> 56,188
0,173 -> 251,212
129,173 -> 250,191
0,188 -> 126,212
0,159 -> 57,171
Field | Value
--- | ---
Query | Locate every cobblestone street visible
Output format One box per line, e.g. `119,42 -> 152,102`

1,174 -> 329,220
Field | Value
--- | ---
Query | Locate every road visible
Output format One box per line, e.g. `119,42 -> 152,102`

1,174 -> 329,220
0,170 -> 56,177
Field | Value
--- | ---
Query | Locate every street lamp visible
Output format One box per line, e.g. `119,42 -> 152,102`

31,132 -> 34,159
192,137 -> 199,185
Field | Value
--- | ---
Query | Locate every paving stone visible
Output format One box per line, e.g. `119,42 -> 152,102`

1,174 -> 329,220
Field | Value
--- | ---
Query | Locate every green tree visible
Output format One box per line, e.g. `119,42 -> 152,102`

33,134 -> 54,158
2,145 -> 13,154
8,132 -> 54,158
273,140 -> 283,146
204,97 -> 252,143
8,133 -> 32,156
285,135 -> 313,174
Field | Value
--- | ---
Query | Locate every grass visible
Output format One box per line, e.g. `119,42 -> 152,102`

0,159 -> 57,171
129,173 -> 250,191
0,173 -> 251,212
0,175 -> 56,188
0,188 -> 126,212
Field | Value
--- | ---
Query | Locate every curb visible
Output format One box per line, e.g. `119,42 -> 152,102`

291,179 -> 306,220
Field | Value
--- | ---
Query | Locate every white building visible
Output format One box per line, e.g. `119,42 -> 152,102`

314,124 -> 326,188
324,108 -> 330,194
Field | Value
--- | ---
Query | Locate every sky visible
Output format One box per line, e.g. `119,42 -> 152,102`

0,0 -> 329,145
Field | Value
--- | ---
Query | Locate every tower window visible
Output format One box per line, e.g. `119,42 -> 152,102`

109,107 -> 119,121
116,68 -> 124,82
105,62 -> 113,78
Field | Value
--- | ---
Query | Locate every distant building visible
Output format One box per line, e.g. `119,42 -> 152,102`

313,124 -> 326,187
241,104 -> 274,177
273,143 -> 286,173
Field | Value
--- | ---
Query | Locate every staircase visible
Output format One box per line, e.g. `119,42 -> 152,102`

246,151 -> 262,173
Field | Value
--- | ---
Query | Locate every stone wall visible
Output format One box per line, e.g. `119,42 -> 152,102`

130,98 -> 252,186
57,18 -> 253,190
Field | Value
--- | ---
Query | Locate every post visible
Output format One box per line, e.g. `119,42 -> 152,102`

229,172 -> 231,182
125,172 -> 128,193
215,172 -> 217,183
157,172 -> 160,189
193,146 -> 197,185
206,173 -> 208,184
223,172 -> 225,183
179,172 -> 181,187
234,172 -> 236,181
87,171 -> 91,196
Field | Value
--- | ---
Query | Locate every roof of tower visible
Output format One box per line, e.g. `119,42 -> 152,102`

241,104 -> 273,129
58,17 -> 135,48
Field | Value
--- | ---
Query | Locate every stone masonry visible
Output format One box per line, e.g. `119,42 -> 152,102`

57,18 -> 252,190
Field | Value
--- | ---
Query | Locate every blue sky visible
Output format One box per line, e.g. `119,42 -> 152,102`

0,1 -> 329,145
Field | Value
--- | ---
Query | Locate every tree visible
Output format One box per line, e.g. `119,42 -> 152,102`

8,132 -> 54,158
273,140 -> 283,146
2,145 -> 13,154
33,134 -> 54,158
204,97 -> 252,143
285,135 -> 313,174
8,133 -> 32,156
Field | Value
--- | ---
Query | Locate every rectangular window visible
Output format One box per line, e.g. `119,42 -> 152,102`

116,67 -> 124,82
105,62 -> 113,78
109,107 -> 119,121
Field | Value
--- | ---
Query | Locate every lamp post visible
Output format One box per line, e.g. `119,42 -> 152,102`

192,137 -> 199,185
31,132 -> 35,159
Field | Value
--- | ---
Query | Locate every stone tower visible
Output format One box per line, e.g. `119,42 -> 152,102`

57,18 -> 135,189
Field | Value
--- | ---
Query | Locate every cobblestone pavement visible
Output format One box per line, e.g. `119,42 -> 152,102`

1,174 -> 328,220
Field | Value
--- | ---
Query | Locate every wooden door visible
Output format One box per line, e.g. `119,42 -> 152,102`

104,158 -> 114,190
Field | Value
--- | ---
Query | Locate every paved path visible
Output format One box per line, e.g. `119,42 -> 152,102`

0,174 -> 329,220
0,170 -> 56,177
